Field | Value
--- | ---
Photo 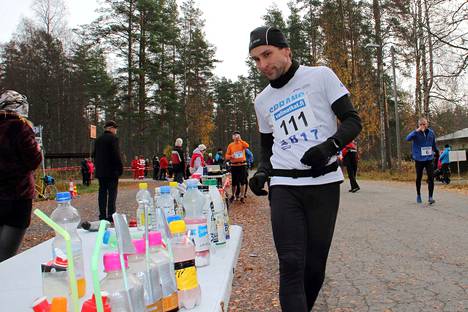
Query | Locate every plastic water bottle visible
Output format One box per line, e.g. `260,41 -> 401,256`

100,252 -> 146,312
50,192 -> 86,298
148,231 -> 179,312
169,182 -> 184,217
136,183 -> 155,230
127,239 -> 163,312
219,189 -> 231,240
158,186 -> 175,218
205,179 -> 226,246
182,179 -> 210,267
197,185 -> 211,220
169,220 -> 201,310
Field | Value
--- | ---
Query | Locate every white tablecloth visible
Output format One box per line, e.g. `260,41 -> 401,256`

0,225 -> 242,312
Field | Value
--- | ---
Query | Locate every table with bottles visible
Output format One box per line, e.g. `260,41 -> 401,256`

0,225 -> 243,312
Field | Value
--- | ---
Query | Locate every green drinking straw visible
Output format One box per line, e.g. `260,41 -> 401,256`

34,209 -> 80,312
91,220 -> 109,312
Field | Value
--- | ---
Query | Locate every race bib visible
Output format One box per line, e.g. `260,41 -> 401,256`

233,151 -> 244,159
270,91 -> 320,145
421,146 -> 432,156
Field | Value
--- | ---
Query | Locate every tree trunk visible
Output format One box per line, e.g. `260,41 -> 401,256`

423,0 -> 434,119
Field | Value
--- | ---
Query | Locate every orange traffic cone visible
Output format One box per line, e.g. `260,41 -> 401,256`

73,185 -> 78,198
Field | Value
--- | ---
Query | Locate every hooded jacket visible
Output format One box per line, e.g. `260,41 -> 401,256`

0,113 -> 42,199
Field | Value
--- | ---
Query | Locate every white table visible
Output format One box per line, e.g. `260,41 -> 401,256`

0,225 -> 242,312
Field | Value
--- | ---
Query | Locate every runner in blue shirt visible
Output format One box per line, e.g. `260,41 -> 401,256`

406,117 -> 438,204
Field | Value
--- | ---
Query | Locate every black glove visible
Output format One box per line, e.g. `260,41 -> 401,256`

249,172 -> 268,196
300,139 -> 339,168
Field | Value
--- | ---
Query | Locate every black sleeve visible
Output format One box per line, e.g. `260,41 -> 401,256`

330,95 -> 362,148
257,132 -> 274,175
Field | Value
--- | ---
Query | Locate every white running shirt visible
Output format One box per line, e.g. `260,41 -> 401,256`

254,65 -> 348,186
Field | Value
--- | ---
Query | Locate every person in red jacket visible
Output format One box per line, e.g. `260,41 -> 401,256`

190,144 -> 207,175
137,155 -> 145,180
86,159 -> 95,181
159,154 -> 169,180
131,156 -> 139,180
0,90 -> 42,262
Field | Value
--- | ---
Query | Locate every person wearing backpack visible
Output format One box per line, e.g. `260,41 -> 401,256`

172,138 -> 185,183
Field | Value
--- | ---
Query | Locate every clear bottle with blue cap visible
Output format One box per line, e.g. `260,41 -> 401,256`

50,191 -> 86,298
157,186 -> 175,218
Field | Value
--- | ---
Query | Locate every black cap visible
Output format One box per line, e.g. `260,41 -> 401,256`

233,130 -> 241,135
104,120 -> 118,128
249,26 -> 289,52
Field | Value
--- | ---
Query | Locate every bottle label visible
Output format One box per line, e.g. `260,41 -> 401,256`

216,219 -> 226,244
186,223 -> 210,252
162,292 -> 179,311
147,300 -> 164,312
174,259 -> 198,291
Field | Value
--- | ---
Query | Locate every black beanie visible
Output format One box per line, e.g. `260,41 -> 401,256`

249,26 -> 289,52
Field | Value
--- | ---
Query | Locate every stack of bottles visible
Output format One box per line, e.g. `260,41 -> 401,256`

36,177 -> 232,311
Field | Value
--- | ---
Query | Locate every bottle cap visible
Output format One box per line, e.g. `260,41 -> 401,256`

147,231 -> 162,246
191,173 -> 202,180
169,220 -> 186,234
50,297 -> 67,312
139,183 -> 148,190
166,215 -> 182,225
56,192 -> 71,202
32,296 -> 50,312
81,293 -> 111,312
169,181 -> 178,187
132,239 -> 146,254
160,186 -> 171,194
186,179 -> 198,189
203,179 -> 217,186
103,252 -> 128,272
102,230 -> 111,245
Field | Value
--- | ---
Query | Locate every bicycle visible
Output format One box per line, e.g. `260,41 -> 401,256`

35,175 -> 58,200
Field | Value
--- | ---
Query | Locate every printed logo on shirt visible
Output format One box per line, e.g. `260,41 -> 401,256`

271,90 -> 320,143
269,91 -> 305,113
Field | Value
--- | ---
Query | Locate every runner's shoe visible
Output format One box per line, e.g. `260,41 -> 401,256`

417,195 -> 422,203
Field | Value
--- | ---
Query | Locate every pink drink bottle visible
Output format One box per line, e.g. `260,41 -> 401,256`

182,179 -> 210,267
128,239 -> 164,312
100,252 -> 146,312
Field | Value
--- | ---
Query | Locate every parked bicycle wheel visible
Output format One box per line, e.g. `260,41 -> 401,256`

43,184 -> 58,200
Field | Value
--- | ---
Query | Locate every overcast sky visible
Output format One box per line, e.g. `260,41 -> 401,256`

0,0 -> 290,80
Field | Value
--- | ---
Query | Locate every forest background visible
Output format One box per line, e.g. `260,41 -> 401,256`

1,0 -> 466,170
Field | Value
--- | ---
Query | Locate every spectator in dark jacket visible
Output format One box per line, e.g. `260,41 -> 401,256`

92,120 -> 123,222
152,155 -> 160,180
172,138 -> 185,183
0,90 -> 42,262
341,140 -> 360,192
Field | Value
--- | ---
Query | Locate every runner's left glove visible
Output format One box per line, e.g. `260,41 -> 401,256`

300,138 -> 339,168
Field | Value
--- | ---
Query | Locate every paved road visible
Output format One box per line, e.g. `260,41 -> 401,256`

313,180 -> 468,312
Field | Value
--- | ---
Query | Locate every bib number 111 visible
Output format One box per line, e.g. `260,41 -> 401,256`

279,111 -> 308,135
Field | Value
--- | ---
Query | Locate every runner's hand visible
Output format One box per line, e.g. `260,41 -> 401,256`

249,172 -> 268,196
300,139 -> 337,168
